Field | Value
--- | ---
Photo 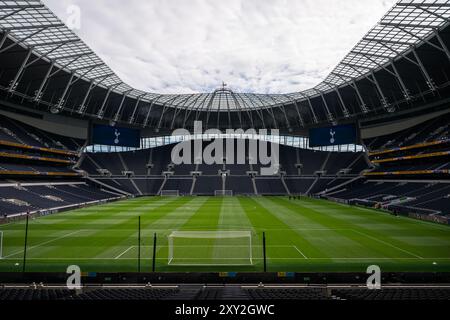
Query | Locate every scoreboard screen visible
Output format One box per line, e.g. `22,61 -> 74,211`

91,124 -> 141,148
309,124 -> 357,148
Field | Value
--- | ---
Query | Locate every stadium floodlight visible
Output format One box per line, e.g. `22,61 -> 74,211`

160,190 -> 180,197
167,231 -> 252,266
214,190 -> 233,196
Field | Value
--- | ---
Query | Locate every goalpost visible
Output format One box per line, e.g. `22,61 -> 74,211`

214,190 -> 233,196
0,231 -> 3,259
167,231 -> 252,266
160,190 -> 180,197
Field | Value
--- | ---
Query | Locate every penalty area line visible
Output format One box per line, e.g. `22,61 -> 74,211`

292,245 -> 308,259
3,230 -> 85,259
351,229 -> 424,259
114,246 -> 136,260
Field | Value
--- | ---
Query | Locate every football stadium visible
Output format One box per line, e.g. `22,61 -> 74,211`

0,0 -> 449,307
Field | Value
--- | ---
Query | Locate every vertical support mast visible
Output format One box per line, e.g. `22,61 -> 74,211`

0,231 -> 3,259
138,216 -> 141,273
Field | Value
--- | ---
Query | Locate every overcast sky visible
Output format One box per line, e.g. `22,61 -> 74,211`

42,0 -> 397,94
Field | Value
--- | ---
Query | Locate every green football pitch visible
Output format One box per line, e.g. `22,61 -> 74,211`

0,196 -> 449,273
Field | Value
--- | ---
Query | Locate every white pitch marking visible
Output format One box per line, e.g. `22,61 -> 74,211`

351,229 -> 424,259
2,257 -> 450,261
114,246 -> 136,260
293,245 -> 308,259
3,230 -> 85,258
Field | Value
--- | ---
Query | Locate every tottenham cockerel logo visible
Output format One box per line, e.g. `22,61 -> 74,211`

330,129 -> 336,144
114,129 -> 121,144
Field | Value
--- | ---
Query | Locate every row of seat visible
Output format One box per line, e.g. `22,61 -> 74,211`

0,183 -> 118,216
1,287 -> 449,300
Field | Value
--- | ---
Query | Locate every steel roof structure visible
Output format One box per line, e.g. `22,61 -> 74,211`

1,0 -> 450,133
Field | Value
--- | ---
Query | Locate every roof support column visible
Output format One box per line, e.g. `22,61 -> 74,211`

203,94 -> 215,129
224,96 -> 231,130
181,95 -> 204,129
333,88 -> 350,118
270,96 -> 291,130
55,72 -> 76,111
235,94 -> 255,129
291,100 -> 305,127
390,60 -> 411,100
230,94 -> 244,129
113,91 -> 132,123
0,30 -> 9,50
8,47 -> 33,93
157,106 -> 167,129
77,80 -> 95,114
169,95 -> 193,130
253,94 -> 277,129
143,96 -> 162,128
267,107 -> 279,129
33,62 -> 54,102
317,91 -> 335,123
306,97 -> 318,124
351,81 -> 369,114
354,52 -> 411,101
281,105 -> 291,130
370,71 -> 391,111
57,73 -> 75,108
128,96 -> 143,124
434,29 -> 450,62
374,41 -> 434,92
252,106 -> 268,130
323,82 -> 350,117
97,85 -> 116,119
331,72 -> 368,114
411,48 -> 435,91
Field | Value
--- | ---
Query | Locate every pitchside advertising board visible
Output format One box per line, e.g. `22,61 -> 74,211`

308,124 -> 357,148
91,124 -> 141,148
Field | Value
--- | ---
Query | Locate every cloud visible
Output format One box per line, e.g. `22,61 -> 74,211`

43,0 -> 397,94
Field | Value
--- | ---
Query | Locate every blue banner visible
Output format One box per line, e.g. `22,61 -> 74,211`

309,124 -> 357,147
91,124 -> 140,148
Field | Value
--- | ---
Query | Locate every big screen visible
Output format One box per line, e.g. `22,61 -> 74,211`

91,124 -> 141,148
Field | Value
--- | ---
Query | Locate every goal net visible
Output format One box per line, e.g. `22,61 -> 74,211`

160,190 -> 180,197
214,190 -> 233,196
167,231 -> 252,266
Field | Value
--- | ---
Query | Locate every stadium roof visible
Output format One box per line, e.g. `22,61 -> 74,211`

1,0 -> 449,111
1,1 -> 450,134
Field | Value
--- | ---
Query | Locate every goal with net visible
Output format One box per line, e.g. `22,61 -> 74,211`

160,190 -> 180,197
214,190 -> 233,196
167,231 -> 252,266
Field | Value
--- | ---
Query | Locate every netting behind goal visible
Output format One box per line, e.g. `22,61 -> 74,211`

214,190 -> 233,196
160,190 -> 180,196
168,231 -> 252,266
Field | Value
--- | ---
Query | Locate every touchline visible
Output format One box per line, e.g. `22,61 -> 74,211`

171,121 -> 280,176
